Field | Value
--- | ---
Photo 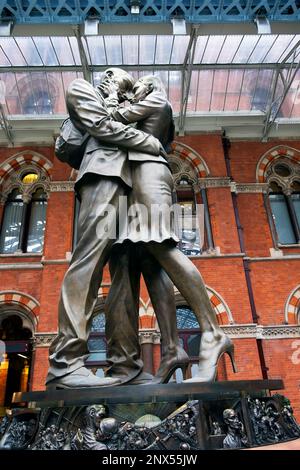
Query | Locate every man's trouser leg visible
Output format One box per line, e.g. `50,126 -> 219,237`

105,242 -> 143,383
46,176 -> 126,383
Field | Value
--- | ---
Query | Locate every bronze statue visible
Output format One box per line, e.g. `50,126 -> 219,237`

46,68 -> 164,389
48,69 -> 236,389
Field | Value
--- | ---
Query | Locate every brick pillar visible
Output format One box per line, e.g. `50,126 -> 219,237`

31,348 -> 49,391
139,330 -> 161,375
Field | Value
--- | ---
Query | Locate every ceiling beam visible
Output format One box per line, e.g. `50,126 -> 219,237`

1,62 -> 299,74
73,26 -> 91,83
178,26 -> 199,136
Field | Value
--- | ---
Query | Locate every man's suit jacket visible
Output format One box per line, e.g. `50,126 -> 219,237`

65,78 -> 161,188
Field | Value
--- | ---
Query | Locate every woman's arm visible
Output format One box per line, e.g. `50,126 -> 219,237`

112,94 -> 161,124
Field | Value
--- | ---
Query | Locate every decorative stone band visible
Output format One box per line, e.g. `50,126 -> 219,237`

34,324 -> 300,348
231,183 -> 269,194
222,324 -> 300,339
198,177 -> 231,189
50,181 -> 75,192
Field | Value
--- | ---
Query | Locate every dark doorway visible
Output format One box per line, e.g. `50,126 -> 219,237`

0,315 -> 33,408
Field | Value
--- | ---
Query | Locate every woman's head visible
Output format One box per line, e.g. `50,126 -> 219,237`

132,75 -> 167,103
98,68 -> 135,102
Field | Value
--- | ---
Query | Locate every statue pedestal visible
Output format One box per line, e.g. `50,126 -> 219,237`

0,380 -> 299,450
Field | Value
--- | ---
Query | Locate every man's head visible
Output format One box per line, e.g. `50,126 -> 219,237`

98,68 -> 134,102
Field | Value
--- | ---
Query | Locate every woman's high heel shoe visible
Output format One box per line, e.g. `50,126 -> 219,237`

151,347 -> 190,384
184,333 -> 237,383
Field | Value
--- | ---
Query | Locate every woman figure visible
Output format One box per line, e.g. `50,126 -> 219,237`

106,75 -> 236,383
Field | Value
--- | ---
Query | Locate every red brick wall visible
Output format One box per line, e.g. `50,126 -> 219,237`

31,348 -> 49,391
237,193 -> 273,257
207,187 -> 240,254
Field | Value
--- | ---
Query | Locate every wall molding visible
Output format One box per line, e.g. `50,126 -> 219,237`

50,181 -> 75,192
34,324 -> 300,348
231,183 -> 269,193
199,177 -> 231,188
0,263 -> 43,270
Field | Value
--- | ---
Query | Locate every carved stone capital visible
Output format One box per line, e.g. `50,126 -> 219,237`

50,181 -> 75,192
139,330 -> 161,345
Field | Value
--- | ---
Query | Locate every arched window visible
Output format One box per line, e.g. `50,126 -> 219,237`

23,90 -> 53,115
0,167 -> 49,254
176,305 -> 201,360
26,188 -> 47,253
174,305 -> 201,381
169,154 -> 213,255
0,187 -> 47,254
266,160 -> 300,245
0,189 -> 24,254
175,178 -> 206,256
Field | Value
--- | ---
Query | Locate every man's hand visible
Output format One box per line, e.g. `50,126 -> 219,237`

98,78 -> 119,101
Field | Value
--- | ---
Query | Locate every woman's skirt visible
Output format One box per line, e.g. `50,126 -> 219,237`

117,161 -> 179,244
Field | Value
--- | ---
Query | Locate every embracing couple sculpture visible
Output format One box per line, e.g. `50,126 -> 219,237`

46,68 -> 236,389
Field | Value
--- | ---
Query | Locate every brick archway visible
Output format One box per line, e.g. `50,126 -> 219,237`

171,142 -> 210,178
139,286 -> 234,329
256,145 -> 300,183
0,290 -> 39,331
0,151 -> 53,186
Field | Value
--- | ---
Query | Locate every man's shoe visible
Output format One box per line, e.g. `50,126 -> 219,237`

124,371 -> 154,386
46,367 -> 121,390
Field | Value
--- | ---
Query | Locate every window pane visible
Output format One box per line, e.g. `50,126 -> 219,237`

187,333 -> 201,358
26,200 -> 47,253
291,194 -> 300,228
176,194 -> 202,256
269,194 -> 296,244
176,306 -> 199,329
90,313 -> 105,332
0,200 -> 23,253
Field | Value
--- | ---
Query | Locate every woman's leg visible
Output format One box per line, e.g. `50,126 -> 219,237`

146,242 -> 221,334
145,241 -> 234,382
140,245 -> 189,382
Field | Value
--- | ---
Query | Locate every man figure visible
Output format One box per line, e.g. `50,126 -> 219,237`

46,69 -> 163,389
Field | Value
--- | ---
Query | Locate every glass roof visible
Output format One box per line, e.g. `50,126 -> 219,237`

0,34 -> 299,67
0,33 -> 299,126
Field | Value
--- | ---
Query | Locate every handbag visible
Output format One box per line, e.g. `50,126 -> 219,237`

55,118 -> 89,170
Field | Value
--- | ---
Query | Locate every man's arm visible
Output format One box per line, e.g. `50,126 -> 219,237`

66,79 -> 160,156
